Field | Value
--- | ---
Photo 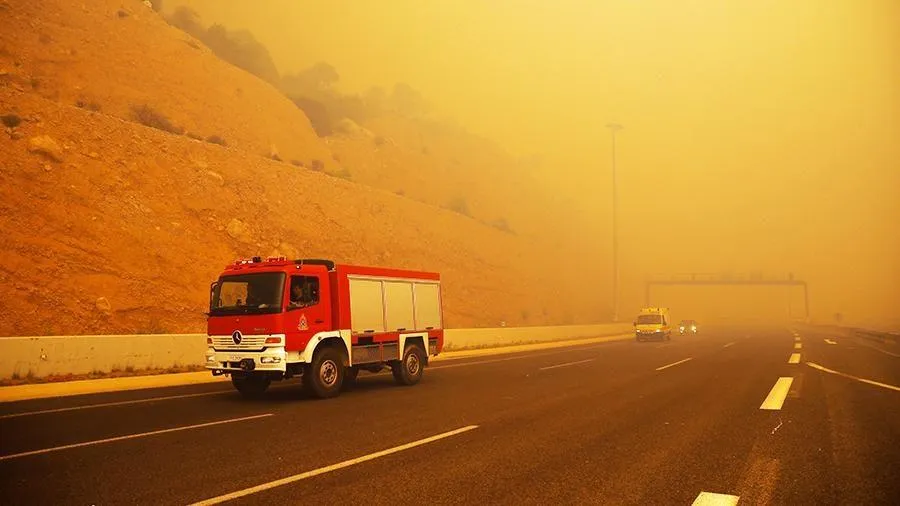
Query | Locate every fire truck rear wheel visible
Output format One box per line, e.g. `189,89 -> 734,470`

304,347 -> 345,399
231,373 -> 270,398
392,344 -> 425,386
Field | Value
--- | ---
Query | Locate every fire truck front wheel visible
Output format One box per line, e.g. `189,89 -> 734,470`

392,344 -> 425,386
304,347 -> 345,399
231,373 -> 270,398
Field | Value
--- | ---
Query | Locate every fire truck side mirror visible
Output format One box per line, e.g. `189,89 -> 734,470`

209,281 -> 218,309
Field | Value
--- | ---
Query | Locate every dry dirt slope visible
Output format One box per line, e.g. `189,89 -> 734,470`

0,0 -> 334,168
0,87 -> 607,335
0,0 -> 610,336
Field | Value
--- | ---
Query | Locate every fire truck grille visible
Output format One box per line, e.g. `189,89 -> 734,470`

211,335 -> 268,350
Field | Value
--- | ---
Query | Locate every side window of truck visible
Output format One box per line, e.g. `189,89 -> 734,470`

289,276 -> 320,308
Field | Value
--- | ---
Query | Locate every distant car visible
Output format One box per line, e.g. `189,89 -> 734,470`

678,320 -> 698,335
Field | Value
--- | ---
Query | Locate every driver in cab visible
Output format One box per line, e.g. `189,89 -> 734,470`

289,279 -> 316,309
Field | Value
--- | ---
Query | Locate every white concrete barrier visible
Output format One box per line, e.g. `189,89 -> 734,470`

0,323 -> 632,380
443,323 -> 631,350
0,334 -> 208,380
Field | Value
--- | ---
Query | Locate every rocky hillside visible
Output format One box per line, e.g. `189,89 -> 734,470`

0,0 -> 609,336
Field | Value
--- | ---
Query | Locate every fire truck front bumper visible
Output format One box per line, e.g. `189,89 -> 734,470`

206,347 -> 287,374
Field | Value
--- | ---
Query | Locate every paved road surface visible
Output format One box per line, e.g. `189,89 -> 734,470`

1,326 -> 898,505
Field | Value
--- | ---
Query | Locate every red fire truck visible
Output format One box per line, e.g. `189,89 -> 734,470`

205,257 -> 444,399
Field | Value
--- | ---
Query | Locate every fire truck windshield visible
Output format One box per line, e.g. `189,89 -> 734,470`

210,272 -> 286,315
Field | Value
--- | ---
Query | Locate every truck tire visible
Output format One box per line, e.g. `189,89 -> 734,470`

343,366 -> 360,389
232,373 -> 270,399
304,347 -> 344,399
392,344 -> 425,386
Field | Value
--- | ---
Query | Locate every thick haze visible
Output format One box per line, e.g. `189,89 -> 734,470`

169,0 -> 899,328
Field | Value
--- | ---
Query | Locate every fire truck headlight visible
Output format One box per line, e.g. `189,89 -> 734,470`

260,356 -> 281,364
206,354 -> 216,363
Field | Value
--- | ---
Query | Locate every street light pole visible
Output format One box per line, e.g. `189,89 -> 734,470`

607,123 -> 623,322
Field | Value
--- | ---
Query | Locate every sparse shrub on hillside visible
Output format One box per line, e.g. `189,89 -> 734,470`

206,135 -> 226,146
283,63 -> 387,126
290,160 -> 303,167
489,218 -> 514,234
290,96 -> 335,137
282,62 -> 340,94
205,24 -> 281,85
165,7 -> 280,85
270,153 -> 283,162
30,78 -> 40,90
1,114 -> 22,128
131,104 -> 182,134
446,197 -> 471,217
186,132 -> 203,141
117,9 -> 129,19
394,189 -> 406,196
75,100 -> 101,112
167,6 -> 202,33
331,167 -> 352,180
310,159 -> 324,171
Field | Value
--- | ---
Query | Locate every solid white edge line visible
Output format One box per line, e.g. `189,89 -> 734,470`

692,491 -> 741,505
189,425 -> 480,505
655,357 -> 693,371
539,359 -> 594,371
824,339 -> 837,345
0,413 -> 274,461
723,342 -> 736,348
788,353 -> 801,364
760,377 -> 794,410
807,362 -> 900,392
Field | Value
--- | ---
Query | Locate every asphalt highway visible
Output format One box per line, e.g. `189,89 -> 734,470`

1,325 -> 898,505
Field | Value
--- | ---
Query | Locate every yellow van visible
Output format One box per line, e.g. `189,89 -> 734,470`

634,307 -> 672,342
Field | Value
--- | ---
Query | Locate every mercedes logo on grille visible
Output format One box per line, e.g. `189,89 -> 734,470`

232,330 -> 243,345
